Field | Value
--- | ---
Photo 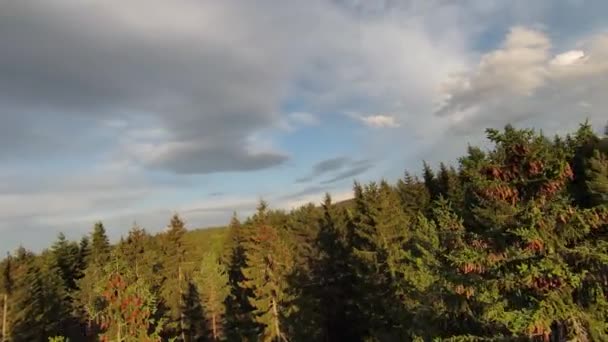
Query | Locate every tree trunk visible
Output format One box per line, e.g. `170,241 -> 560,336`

2,293 -> 7,342
271,297 -> 281,341
212,313 -> 217,341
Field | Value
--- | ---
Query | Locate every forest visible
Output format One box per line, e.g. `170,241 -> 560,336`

0,122 -> 607,341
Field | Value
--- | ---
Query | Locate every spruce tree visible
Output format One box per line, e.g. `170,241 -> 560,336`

196,252 -> 229,341
224,213 -> 257,341
76,222 -> 112,337
181,281 -> 206,341
395,171 -> 431,215
241,201 -> 293,341
90,222 -> 111,268
450,125 -> 608,340
311,194 -> 363,341
116,225 -> 163,292
1,119 -> 607,341
160,214 -> 188,339
76,236 -> 90,279
93,257 -> 164,341
1,254 -> 13,342
350,181 -> 411,340
585,149 -> 608,206
423,162 -> 440,200
568,122 -> 601,207
12,255 -> 68,340
51,233 -> 81,293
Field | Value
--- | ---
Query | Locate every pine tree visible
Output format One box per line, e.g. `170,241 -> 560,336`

311,194 -> 363,341
395,171 -> 431,215
116,225 -> 163,292
94,257 -> 164,341
1,119 -> 607,342
569,121 -> 601,207
436,163 -> 465,211
1,254 -> 13,342
12,255 -> 68,341
224,213 -> 257,341
585,149 -> 608,206
423,162 -> 440,200
196,252 -> 229,341
90,222 -> 111,268
450,125 -> 608,340
51,233 -> 81,293
76,236 -> 90,279
397,210 -> 444,339
76,222 -> 112,337
350,181 -> 411,340
48,233 -> 86,339
241,201 -> 293,342
180,281 -> 206,341
285,203 -> 320,264
160,214 -> 188,339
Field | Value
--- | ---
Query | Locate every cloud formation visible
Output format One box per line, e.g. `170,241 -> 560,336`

320,159 -> 374,184
296,157 -> 352,183
0,0 -> 308,173
359,114 -> 400,128
438,27 -> 608,135
3,0 -> 608,253
296,157 -> 374,185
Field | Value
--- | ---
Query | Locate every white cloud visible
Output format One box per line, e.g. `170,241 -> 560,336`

438,27 -> 550,117
550,50 -> 585,66
349,113 -> 400,128
5,1 -> 608,252
361,114 -> 400,128
437,28 -> 608,135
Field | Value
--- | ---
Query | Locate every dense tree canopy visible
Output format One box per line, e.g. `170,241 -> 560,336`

0,122 -> 607,341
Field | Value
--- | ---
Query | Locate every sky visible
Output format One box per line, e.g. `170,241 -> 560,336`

2,0 -> 608,253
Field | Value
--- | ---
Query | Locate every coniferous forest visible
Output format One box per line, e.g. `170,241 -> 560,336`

1,122 -> 608,341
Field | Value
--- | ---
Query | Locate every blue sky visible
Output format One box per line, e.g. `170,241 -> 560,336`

2,0 -> 608,253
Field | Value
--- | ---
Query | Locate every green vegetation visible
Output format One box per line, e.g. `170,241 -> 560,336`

0,122 -> 607,341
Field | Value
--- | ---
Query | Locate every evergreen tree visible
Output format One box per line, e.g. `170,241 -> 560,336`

76,236 -> 90,279
451,125 -> 608,340
397,210 -> 443,340
12,256 -> 68,341
241,201 -> 293,342
116,224 -> 163,294
1,254 -> 13,342
51,233 -> 81,293
569,122 -> 601,207
350,181 -> 411,340
395,171 -> 430,215
311,194 -> 363,341
437,163 -> 465,210
1,119 -> 608,342
224,213 -> 257,341
196,252 -> 229,341
76,222 -> 112,337
423,162 -> 440,200
93,257 -> 164,342
181,281 -> 206,342
585,148 -> 608,206
160,214 -> 188,339
90,222 -> 111,268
